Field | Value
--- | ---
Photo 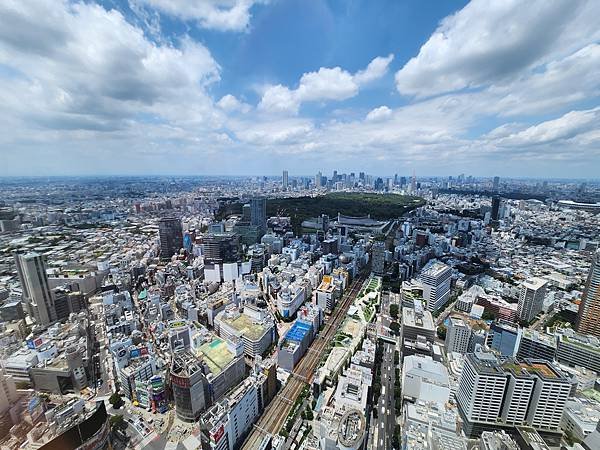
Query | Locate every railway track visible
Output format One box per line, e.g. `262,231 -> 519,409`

241,272 -> 369,449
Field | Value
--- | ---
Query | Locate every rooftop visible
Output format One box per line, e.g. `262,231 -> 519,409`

403,305 -> 435,330
221,313 -> 269,341
197,338 -> 235,376
522,277 -> 548,290
502,360 -> 559,379
285,320 -> 312,343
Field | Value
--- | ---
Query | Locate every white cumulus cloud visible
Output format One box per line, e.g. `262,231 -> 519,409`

139,0 -> 267,32
259,54 -> 394,115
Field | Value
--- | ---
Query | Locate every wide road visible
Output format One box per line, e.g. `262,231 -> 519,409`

375,341 -> 397,450
240,271 -> 370,450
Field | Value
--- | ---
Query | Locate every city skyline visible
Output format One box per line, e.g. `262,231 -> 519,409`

1,0 -> 599,177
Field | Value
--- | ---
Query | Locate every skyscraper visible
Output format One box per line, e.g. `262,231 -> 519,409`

493,176 -> 500,192
315,171 -> 322,188
282,170 -> 288,190
517,277 -> 547,323
491,196 -> 501,221
576,250 -> 600,337
13,251 -> 56,326
371,241 -> 386,276
158,217 -> 183,260
250,197 -> 266,235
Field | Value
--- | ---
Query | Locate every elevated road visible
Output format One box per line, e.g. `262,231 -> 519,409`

241,272 -> 369,449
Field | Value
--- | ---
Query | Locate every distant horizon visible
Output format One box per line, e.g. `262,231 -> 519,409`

1,173 -> 599,183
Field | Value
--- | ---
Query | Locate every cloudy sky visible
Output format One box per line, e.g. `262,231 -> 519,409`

1,0 -> 599,178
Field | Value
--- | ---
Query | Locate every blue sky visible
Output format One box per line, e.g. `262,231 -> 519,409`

1,0 -> 599,178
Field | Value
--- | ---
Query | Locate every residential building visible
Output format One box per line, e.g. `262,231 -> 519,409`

517,277 -> 547,323
421,261 -> 452,313
445,316 -> 472,354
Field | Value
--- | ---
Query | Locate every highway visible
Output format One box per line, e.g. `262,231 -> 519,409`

240,271 -> 369,449
375,341 -> 397,450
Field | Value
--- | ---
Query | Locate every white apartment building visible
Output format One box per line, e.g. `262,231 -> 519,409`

517,277 -> 547,323
445,317 -> 471,354
420,261 -> 452,313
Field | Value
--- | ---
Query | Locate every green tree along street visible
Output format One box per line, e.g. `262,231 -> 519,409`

216,192 -> 425,233
437,324 -> 447,340
389,303 -> 399,319
109,392 -> 124,409
481,310 -> 497,321
109,414 -> 127,431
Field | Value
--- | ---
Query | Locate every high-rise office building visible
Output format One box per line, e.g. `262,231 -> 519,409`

493,176 -> 500,192
516,329 -> 556,362
14,251 -> 56,326
204,233 -> 240,265
250,197 -> 267,235
457,349 -> 571,437
282,170 -> 289,190
315,171 -> 322,188
576,250 -> 600,337
487,320 -> 522,357
491,196 -> 501,221
445,317 -> 472,354
517,277 -> 547,323
158,217 -> 183,260
371,242 -> 386,276
421,261 -> 452,313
